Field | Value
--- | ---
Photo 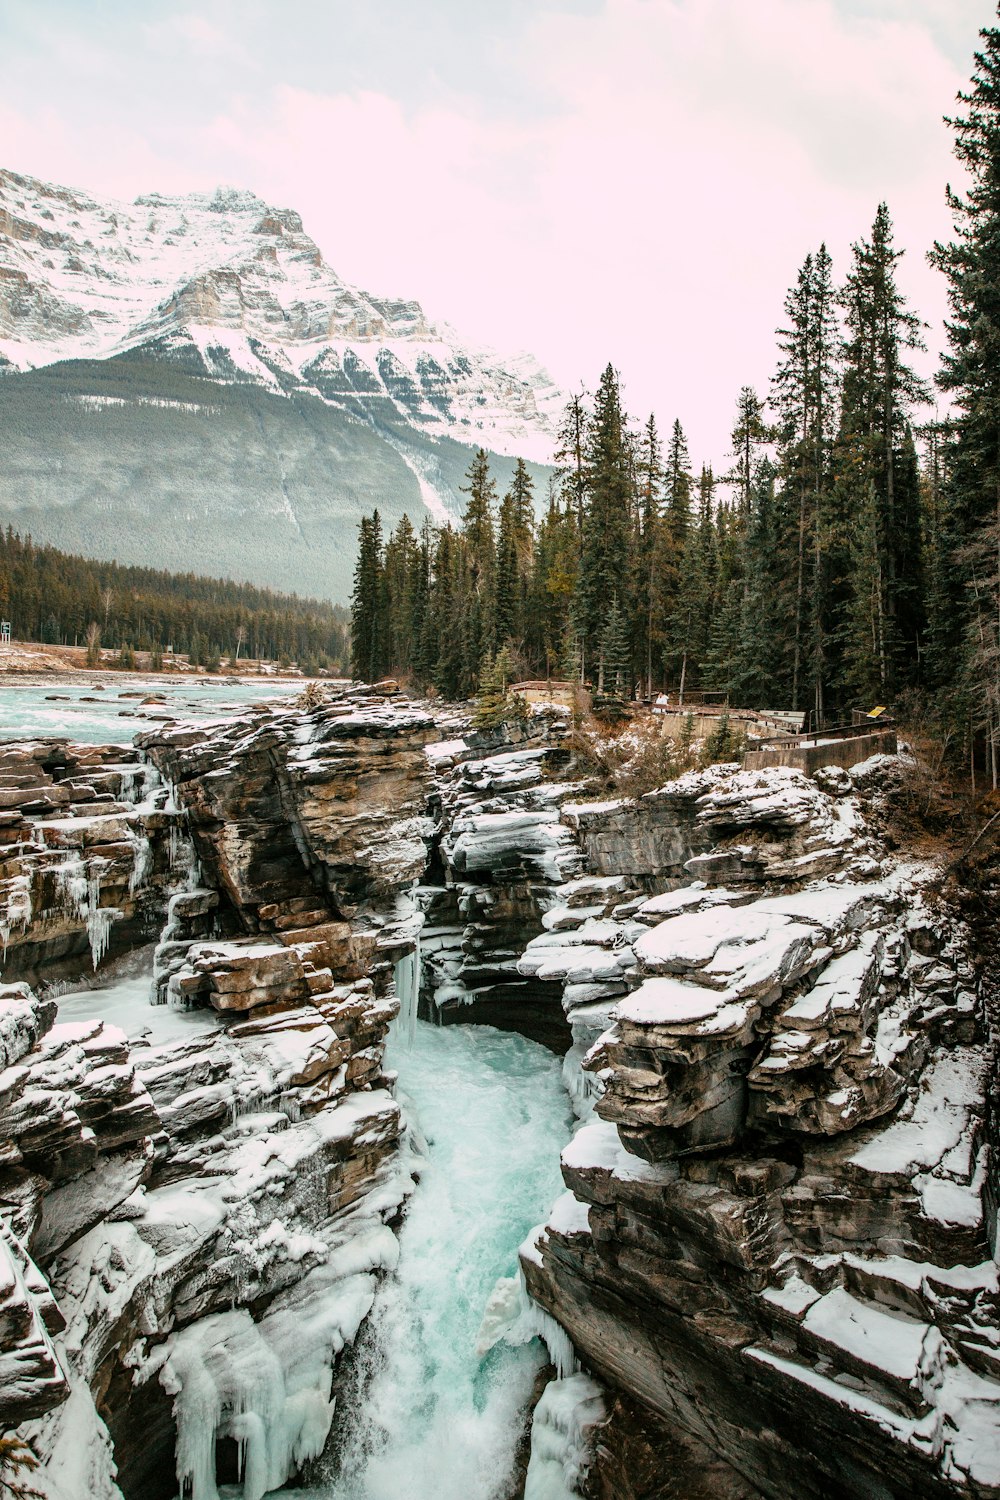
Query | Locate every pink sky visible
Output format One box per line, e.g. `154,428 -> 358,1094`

1,0 -> 990,468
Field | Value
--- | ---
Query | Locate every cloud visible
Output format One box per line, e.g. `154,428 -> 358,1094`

1,0 -> 982,462
142,10 -> 254,65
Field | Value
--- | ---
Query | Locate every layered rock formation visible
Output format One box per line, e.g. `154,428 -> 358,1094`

2,693 -> 998,1500
420,734 -> 586,1049
519,761 -> 1000,1499
0,739 -> 176,982
0,689 -> 444,1500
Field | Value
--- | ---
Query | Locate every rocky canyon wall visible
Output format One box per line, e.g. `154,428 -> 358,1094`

1,692 -> 998,1500
0,690 -> 448,1500
517,760 -> 1000,1500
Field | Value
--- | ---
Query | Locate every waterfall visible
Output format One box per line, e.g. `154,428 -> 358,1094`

391,886 -> 425,1047
298,1021 -> 574,1500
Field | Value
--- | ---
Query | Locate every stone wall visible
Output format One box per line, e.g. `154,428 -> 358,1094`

743,728 -> 898,774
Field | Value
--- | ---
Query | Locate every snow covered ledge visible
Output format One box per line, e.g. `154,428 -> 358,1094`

517,758 -> 1000,1499
0,963 -> 417,1500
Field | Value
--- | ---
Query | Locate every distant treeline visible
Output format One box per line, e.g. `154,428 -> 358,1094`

0,527 -> 349,672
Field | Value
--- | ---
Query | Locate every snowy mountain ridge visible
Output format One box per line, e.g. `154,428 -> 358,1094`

0,167 -> 562,465
0,168 -> 560,601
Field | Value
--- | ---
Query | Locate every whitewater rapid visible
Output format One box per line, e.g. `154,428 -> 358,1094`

301,1019 -> 574,1500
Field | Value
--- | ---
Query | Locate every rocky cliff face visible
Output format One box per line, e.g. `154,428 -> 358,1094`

1,696 -> 998,1500
0,739 -> 176,983
0,689 -> 446,1500
0,168 -> 559,600
517,761 -> 1000,1500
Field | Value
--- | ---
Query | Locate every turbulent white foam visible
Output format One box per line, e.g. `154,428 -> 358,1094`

300,1020 -> 573,1500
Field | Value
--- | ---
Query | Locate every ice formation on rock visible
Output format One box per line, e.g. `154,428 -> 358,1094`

2,692 -> 998,1500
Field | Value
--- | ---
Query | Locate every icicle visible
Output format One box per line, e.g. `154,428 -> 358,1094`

390,884 -> 424,1046
86,904 -> 118,970
523,1374 -> 606,1500
127,827 -> 153,896
561,1046 -> 600,1122
393,935 -> 421,1046
477,1269 -> 580,1379
54,854 -> 89,919
3,873 -> 33,938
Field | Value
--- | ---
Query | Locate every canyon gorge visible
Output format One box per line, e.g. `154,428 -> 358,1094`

0,684 -> 998,1500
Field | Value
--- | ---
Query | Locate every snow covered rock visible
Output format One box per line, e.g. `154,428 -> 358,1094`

0,694 -> 441,1498
520,763 -> 1000,1500
0,741 -> 180,983
0,167 -> 564,601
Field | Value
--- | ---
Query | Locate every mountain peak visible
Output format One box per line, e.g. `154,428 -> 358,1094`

0,165 -> 562,463
0,166 -> 562,604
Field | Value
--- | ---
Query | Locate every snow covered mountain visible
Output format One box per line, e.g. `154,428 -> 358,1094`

0,168 -> 561,600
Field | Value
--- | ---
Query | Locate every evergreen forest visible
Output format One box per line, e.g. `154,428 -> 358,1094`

0,528 -> 349,672
350,21 -> 1000,786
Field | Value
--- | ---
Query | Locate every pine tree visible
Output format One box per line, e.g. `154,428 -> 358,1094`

461,449 -> 498,672
657,419 -> 694,692
554,393 -> 590,536
918,420 -> 956,689
408,521 -> 433,687
580,365 -> 635,676
772,245 -> 840,715
383,513 -> 418,674
508,456 -> 536,566
495,500 -> 519,651
727,387 -> 770,524
668,466 -> 718,699
837,204 -> 928,700
636,414 -> 665,696
930,16 -> 1000,780
722,387 -> 772,697
599,594 -> 632,701
738,459 -> 783,705
474,645 -> 528,729
664,419 -> 694,558
494,459 -> 535,651
350,511 -> 386,681
527,487 -> 577,678
703,502 -> 743,699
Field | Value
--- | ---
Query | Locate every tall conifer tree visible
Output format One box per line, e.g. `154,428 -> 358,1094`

350,511 -> 385,681
580,365 -> 635,676
930,15 -> 1000,780
837,204 -> 928,698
